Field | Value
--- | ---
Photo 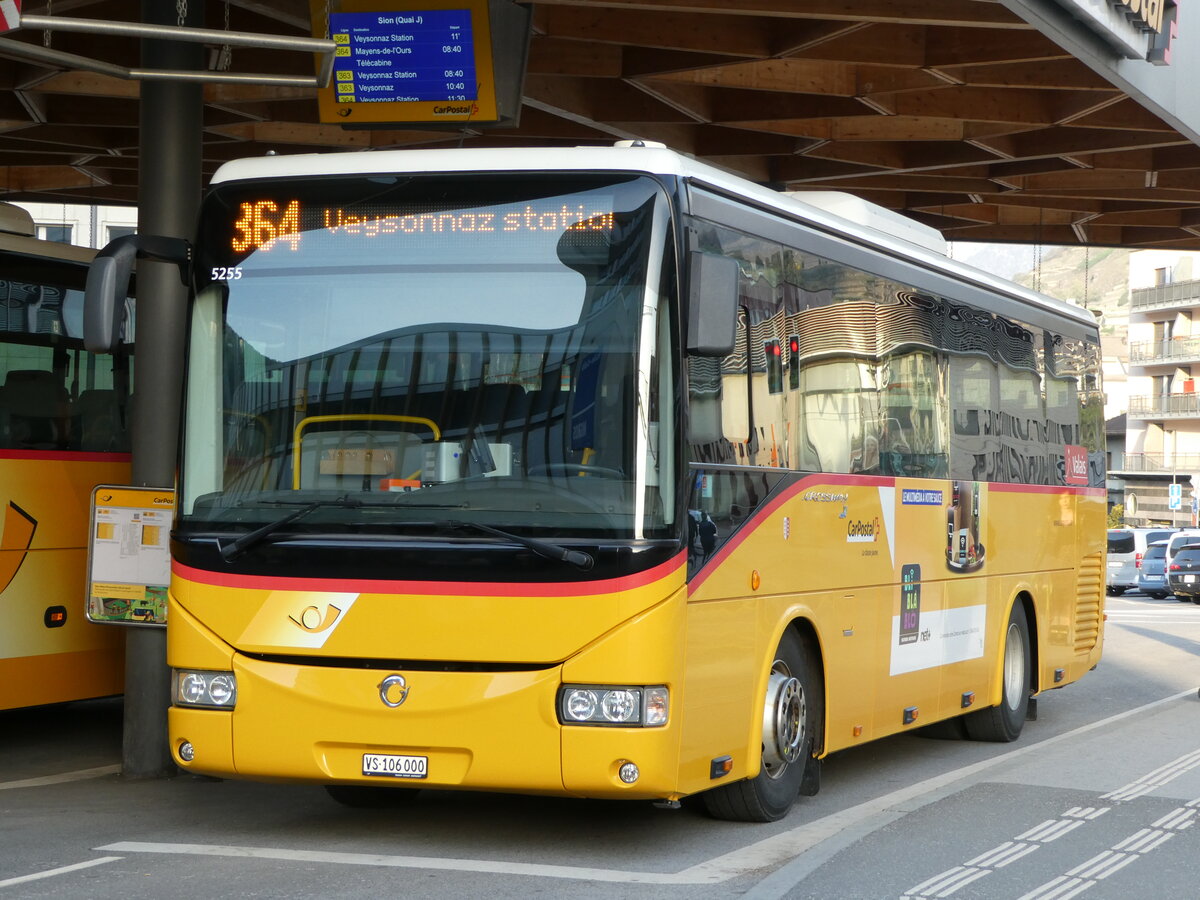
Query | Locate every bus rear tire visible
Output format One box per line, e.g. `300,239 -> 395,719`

324,784 -> 420,808
964,602 -> 1030,743
701,628 -> 820,823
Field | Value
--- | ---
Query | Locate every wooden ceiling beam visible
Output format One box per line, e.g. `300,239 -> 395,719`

536,7 -> 770,57
0,164 -> 99,191
707,88 -> 880,123
936,59 -> 1114,91
525,74 -> 701,123
788,23 -> 927,67
528,38 -> 624,78
644,58 -> 949,97
772,21 -> 871,56
531,0 -> 1029,29
620,47 -> 745,78
922,27 -> 1070,67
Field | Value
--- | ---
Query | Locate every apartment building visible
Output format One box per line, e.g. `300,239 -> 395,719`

1121,250 -> 1200,527
14,202 -> 137,249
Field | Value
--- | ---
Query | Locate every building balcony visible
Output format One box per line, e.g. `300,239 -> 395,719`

1114,453 -> 1200,474
1130,337 -> 1200,367
1132,279 -> 1200,314
1127,392 -> 1200,419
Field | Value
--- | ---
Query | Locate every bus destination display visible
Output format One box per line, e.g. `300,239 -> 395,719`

221,198 -> 617,260
331,10 -> 478,107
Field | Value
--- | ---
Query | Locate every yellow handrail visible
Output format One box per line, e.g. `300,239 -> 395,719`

292,413 -> 441,489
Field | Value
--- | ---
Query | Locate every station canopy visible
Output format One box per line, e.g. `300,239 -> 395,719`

2,0 -> 1199,248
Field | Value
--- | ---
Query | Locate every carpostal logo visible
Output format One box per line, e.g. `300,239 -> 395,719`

433,103 -> 479,116
846,517 -> 880,543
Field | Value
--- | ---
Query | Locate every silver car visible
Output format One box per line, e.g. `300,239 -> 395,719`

1107,528 -> 1176,595
1136,540 -> 1171,599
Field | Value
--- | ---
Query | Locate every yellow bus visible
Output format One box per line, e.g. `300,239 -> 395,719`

0,203 -> 132,711
86,145 -> 1104,821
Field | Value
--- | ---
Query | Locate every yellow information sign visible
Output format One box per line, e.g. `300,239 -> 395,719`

87,485 -> 175,627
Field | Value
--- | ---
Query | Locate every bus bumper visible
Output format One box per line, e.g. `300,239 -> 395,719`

170,658 -> 683,800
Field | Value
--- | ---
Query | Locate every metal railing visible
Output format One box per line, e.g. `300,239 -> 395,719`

1129,337 -> 1200,365
1116,453 -> 1200,473
1132,279 -> 1200,311
1127,393 -> 1200,418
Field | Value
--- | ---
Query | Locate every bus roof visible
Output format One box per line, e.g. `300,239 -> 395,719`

211,144 -> 1098,331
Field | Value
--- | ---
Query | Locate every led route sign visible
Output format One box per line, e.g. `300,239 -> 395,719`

227,199 -> 617,255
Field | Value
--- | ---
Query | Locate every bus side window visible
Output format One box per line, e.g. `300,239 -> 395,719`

73,389 -> 127,452
4,369 -> 69,450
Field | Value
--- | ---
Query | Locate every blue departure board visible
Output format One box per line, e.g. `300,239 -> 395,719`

331,10 -> 478,104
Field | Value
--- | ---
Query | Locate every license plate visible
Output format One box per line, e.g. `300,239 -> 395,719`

1186,575 -> 1196,584
1146,574 -> 1163,580
362,753 -> 428,779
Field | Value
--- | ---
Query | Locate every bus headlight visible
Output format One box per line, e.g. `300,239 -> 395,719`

558,685 -> 668,727
173,669 -> 237,709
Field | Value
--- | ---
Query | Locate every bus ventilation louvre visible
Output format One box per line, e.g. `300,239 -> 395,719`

1075,552 -> 1103,654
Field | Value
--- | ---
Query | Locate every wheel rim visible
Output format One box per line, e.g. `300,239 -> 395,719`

1003,620 -> 1025,711
761,660 -> 805,779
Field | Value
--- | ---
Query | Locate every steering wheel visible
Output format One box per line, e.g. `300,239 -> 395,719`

527,463 -> 626,479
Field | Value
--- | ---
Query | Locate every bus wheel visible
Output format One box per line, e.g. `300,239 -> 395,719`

965,602 -> 1030,743
324,785 -> 420,808
702,628 -> 819,823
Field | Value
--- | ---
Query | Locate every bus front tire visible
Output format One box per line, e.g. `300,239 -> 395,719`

702,628 -> 821,823
324,784 -> 420,808
964,602 -> 1030,743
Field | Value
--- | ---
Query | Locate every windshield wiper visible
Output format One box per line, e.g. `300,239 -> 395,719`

440,520 -> 594,571
221,497 -> 363,562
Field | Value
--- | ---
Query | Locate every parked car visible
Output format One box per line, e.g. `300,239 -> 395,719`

1167,545 -> 1200,603
1136,540 -> 1172,599
1107,527 -> 1177,595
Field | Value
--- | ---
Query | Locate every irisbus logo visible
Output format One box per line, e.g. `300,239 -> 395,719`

846,517 -> 880,543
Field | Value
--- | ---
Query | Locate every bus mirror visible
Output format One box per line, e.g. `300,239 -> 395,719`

687,252 -> 738,357
84,244 -> 135,353
84,234 -> 191,353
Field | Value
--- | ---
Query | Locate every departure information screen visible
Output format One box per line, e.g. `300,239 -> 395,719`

330,10 -> 478,104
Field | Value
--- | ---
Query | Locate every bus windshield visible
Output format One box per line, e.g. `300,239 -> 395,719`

180,173 -> 677,543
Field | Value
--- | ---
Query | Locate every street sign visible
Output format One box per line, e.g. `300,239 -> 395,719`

1169,482 -> 1182,510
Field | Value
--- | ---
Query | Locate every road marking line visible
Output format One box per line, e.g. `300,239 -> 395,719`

1021,796 -> 1200,898
0,857 -> 121,888
99,687 -> 1199,888
903,743 -> 1200,897
0,765 -> 120,790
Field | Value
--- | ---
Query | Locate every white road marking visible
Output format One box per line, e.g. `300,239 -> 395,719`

0,765 -> 120,790
100,688 -> 1200,887
903,746 -> 1200,897
0,857 -> 122,888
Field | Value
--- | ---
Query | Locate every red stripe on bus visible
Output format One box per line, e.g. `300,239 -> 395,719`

173,551 -> 687,597
0,450 -> 131,462
686,474 -> 1105,594
990,483 -> 1105,496
688,473 -> 894,594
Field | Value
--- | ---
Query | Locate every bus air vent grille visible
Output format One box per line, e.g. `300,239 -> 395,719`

1074,552 -> 1103,654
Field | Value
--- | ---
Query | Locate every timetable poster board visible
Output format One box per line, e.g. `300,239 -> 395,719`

87,486 -> 175,627
313,0 -> 500,125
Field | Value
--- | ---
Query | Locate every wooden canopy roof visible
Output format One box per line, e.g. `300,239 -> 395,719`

2,0 -> 1198,247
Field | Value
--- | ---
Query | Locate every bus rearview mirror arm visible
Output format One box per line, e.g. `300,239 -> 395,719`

84,234 -> 192,353
686,251 -> 738,357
